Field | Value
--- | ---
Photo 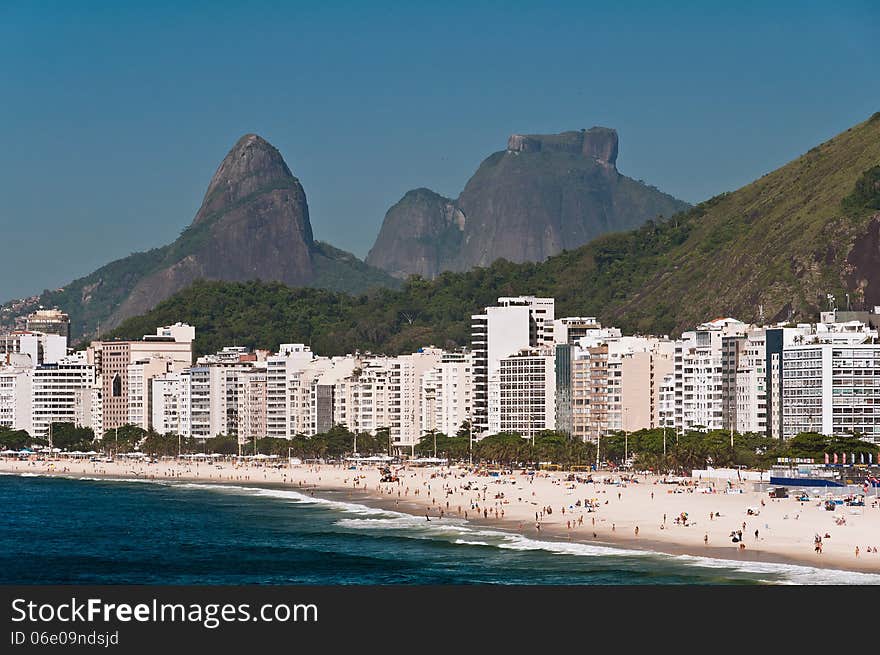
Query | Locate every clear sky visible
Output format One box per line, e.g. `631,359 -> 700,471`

1,1 -> 877,301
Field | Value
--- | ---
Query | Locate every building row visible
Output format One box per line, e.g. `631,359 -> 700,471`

4,302 -> 880,447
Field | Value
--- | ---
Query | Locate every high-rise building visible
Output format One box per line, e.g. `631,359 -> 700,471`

782,319 -> 880,442
674,318 -> 748,433
0,366 -> 32,434
571,334 -> 672,442
31,352 -> 96,439
489,347 -> 556,437
88,324 -> 194,433
471,296 -> 555,436
1,331 -> 67,367
420,351 -> 475,438
26,309 -> 70,345
151,372 -> 183,436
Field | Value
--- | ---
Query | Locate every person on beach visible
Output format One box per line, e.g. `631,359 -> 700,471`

704,534 -> 709,546
634,526 -> 639,536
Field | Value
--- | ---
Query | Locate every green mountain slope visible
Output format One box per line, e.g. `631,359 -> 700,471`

108,113 -> 880,354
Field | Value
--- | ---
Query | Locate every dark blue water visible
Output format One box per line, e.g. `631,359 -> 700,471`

1,474 -> 876,585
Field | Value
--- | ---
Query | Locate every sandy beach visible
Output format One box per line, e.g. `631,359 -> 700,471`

3,456 -> 879,577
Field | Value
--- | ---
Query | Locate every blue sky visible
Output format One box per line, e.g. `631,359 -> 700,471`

0,1 -> 877,300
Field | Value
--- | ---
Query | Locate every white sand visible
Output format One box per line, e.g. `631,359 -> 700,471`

3,456 -> 879,574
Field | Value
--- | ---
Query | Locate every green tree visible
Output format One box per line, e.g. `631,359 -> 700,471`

51,423 -> 95,451
101,424 -> 147,454
205,434 -> 238,455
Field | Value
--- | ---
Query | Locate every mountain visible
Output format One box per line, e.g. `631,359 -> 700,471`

109,112 -> 880,355
366,127 -> 689,277
5,134 -> 398,339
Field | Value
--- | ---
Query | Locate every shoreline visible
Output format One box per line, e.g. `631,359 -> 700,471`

3,457 -> 880,578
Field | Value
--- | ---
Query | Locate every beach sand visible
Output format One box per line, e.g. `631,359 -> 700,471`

3,456 -> 879,576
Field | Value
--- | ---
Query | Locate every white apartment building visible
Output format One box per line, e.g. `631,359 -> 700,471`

265,344 -> 314,438
421,351 -> 472,438
0,367 -> 32,434
0,331 -> 67,367
88,323 -> 194,434
570,333 -> 672,442
489,347 -> 555,437
151,372 -> 183,436
389,349 -> 442,448
239,370 -> 267,445
179,366 -> 224,440
31,352 -> 96,439
725,328 -> 769,435
674,318 -> 748,432
127,357 -> 175,431
782,320 -> 880,441
471,296 -> 555,436
658,373 -> 675,429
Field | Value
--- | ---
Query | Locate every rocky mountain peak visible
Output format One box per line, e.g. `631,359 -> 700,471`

194,133 -> 296,223
507,126 -> 618,167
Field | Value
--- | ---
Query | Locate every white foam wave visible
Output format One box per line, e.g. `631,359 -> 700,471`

173,483 -> 399,517
332,512 -> 880,585
12,473 -> 878,584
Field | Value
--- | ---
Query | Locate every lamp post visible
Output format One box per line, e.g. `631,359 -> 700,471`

468,406 -> 474,468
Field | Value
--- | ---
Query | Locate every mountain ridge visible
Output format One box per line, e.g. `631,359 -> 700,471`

2,135 -> 399,339
366,126 -> 689,277
107,112 -> 880,355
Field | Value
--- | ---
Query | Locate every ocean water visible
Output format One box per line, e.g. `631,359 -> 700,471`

2,473 -> 878,585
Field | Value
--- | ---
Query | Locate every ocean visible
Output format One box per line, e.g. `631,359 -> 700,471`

2,474 -> 878,585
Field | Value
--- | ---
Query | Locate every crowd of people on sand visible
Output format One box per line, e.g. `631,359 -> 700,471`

5,456 -> 880,568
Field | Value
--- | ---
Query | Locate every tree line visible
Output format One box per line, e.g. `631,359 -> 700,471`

2,423 -> 877,474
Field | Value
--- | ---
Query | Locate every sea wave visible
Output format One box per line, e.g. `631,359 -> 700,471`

331,505 -> 880,585
18,473 -> 880,585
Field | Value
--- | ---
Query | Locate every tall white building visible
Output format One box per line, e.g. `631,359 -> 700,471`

31,352 -> 96,439
127,357 -> 175,431
489,347 -> 556,437
0,331 -> 67,367
674,318 -> 748,432
265,344 -> 314,438
151,372 -> 183,436
471,296 -> 555,436
782,320 -> 880,442
0,367 -> 32,434
389,349 -> 443,448
420,351 -> 472,438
